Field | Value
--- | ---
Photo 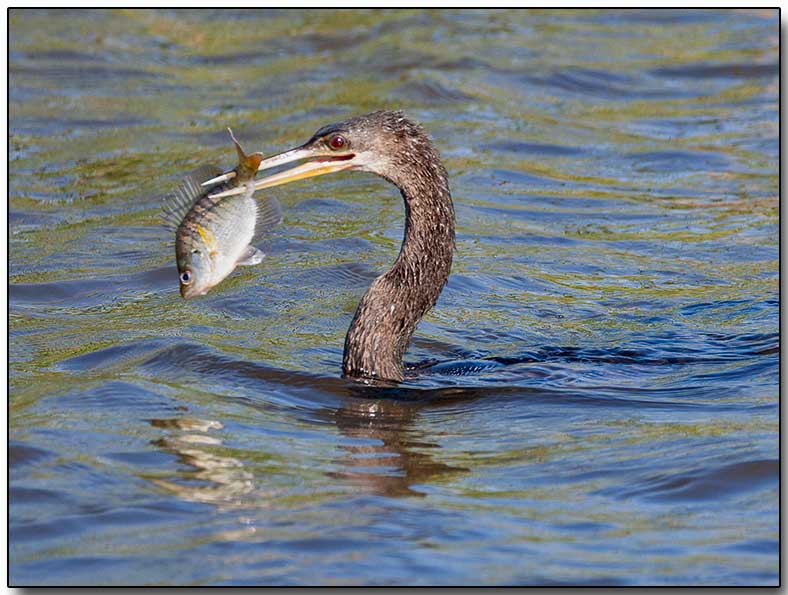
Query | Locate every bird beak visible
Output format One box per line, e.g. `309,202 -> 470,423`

206,145 -> 356,199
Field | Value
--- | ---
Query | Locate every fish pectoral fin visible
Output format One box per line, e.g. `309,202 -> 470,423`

257,195 -> 284,231
236,245 -> 265,266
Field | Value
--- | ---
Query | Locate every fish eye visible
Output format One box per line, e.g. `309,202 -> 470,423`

180,271 -> 192,285
329,134 -> 347,150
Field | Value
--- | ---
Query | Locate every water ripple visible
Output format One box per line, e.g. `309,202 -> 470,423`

9,7 -> 778,587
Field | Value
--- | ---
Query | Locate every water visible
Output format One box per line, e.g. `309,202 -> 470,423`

9,8 -> 778,586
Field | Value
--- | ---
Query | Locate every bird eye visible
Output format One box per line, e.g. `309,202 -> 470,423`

180,271 -> 192,285
329,135 -> 347,150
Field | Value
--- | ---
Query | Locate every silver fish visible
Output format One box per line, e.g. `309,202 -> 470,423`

162,130 -> 280,299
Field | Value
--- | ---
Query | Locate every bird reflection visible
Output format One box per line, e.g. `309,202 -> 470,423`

144,357 -> 480,505
326,394 -> 470,497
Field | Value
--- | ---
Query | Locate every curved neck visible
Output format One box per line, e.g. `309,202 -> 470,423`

343,162 -> 455,383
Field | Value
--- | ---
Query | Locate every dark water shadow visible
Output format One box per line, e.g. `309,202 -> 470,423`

10,265 -> 175,308
137,342 -> 555,404
650,62 -> 778,80
595,458 -> 778,503
59,323 -> 779,414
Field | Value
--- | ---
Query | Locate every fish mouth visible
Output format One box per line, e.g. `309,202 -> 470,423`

206,147 -> 357,199
180,284 -> 210,299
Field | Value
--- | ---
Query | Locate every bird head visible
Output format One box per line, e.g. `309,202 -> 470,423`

205,110 -> 436,197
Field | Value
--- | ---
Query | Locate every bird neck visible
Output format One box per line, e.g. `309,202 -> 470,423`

343,161 -> 455,383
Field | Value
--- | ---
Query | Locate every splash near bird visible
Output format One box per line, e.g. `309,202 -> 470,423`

161,128 -> 281,299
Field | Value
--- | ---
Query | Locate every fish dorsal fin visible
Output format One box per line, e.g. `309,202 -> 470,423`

228,127 -> 246,163
227,128 -> 263,180
161,164 -> 224,230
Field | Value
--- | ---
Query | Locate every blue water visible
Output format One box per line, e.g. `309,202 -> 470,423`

9,8 -> 779,585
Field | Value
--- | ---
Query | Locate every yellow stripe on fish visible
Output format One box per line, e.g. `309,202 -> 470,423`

195,223 -> 218,257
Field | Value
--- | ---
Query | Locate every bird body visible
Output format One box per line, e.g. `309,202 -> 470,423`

208,111 -> 455,383
342,119 -> 454,381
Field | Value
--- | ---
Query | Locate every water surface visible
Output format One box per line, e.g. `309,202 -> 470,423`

9,8 -> 779,586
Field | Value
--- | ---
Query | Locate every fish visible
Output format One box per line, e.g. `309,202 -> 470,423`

162,129 -> 281,299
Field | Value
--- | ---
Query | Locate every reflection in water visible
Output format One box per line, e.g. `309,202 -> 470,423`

147,417 -> 258,509
148,399 -> 469,504
327,397 -> 469,498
